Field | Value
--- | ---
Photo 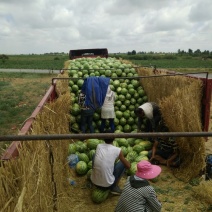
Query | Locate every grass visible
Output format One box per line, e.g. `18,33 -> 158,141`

0,54 -> 69,70
0,72 -> 57,155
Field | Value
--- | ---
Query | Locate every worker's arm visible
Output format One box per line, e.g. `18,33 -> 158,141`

118,151 -> 131,169
150,140 -> 159,161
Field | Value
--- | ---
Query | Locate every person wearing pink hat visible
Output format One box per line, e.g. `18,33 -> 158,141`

115,160 -> 162,212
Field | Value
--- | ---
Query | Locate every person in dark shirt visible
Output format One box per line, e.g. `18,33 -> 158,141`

78,91 -> 95,133
134,102 -> 162,133
148,126 -> 180,167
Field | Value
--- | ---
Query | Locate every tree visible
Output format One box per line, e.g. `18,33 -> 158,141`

132,50 -> 136,55
0,54 -> 9,63
188,49 -> 193,54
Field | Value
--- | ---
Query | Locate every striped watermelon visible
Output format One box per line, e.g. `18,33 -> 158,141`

127,162 -> 137,175
88,149 -> 96,160
140,140 -> 153,150
91,187 -> 110,203
126,151 -> 138,162
87,139 -> 100,150
87,169 -> 92,180
87,161 -> 93,170
78,153 -> 89,163
135,155 -> 149,162
76,161 -> 88,175
139,150 -> 149,156
68,143 -> 77,154
133,144 -> 145,154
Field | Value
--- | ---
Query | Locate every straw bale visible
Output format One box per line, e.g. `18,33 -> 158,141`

0,85 -> 72,211
193,180 -> 212,205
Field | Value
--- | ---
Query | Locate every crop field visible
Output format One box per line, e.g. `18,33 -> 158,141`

132,59 -> 212,71
1,54 -> 212,72
0,54 -> 69,70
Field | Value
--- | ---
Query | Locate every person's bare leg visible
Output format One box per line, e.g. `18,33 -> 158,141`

154,155 -> 167,165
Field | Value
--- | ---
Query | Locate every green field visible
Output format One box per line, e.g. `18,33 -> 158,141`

0,54 -> 69,70
0,54 -> 212,72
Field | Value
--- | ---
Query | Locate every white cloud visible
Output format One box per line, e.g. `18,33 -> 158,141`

0,0 -> 211,54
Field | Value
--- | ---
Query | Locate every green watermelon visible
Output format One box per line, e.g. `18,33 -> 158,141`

126,151 -> 138,162
140,140 -> 153,150
78,153 -> 89,163
87,139 -> 100,150
117,138 -> 128,147
87,169 -> 92,180
135,155 -> 149,162
134,139 -> 144,145
68,143 -> 77,155
120,146 -> 128,157
76,161 -> 88,175
76,142 -> 87,153
127,138 -> 136,147
133,144 -> 145,154
113,139 -> 119,147
88,149 -> 96,160
139,150 -> 149,156
91,187 -> 110,204
87,161 -> 93,170
127,162 -> 137,175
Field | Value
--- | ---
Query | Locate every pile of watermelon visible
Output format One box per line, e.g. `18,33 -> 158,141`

68,137 -> 152,203
68,57 -> 148,133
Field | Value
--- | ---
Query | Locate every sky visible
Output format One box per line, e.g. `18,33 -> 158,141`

0,0 -> 212,54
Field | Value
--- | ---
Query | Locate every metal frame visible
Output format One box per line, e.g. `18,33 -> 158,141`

1,67 -> 211,161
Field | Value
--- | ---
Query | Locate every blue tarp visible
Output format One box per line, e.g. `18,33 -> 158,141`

81,77 -> 110,110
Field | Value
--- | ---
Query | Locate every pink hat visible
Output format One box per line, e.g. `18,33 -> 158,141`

135,161 -> 161,180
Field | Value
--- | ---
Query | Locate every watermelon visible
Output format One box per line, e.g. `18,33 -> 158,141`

68,57 -> 148,135
126,151 -> 138,162
117,138 -> 128,147
139,150 -> 149,156
76,142 -> 87,153
87,169 -> 92,180
127,162 -> 137,175
134,139 -> 144,145
133,144 -> 145,154
135,155 -> 149,162
87,139 -> 100,150
140,140 -> 153,150
91,187 -> 110,204
68,143 -> 77,155
76,161 -> 88,175
120,146 -> 128,157
78,153 -> 89,163
127,138 -> 136,147
88,149 -> 96,160
87,161 -> 93,170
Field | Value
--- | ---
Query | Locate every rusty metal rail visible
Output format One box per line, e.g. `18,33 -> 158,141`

52,71 -> 210,85
0,132 -> 212,142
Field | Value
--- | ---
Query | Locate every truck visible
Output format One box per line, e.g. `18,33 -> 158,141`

0,48 -> 212,211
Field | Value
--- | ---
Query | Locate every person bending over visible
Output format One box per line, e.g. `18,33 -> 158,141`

91,131 -> 131,195
134,102 -> 162,133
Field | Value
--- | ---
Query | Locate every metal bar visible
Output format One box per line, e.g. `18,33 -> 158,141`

51,71 -> 210,84
0,132 -> 212,142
